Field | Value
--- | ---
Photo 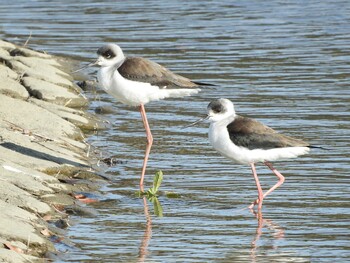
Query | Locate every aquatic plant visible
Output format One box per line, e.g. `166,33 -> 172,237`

136,170 -> 164,217
147,170 -> 163,197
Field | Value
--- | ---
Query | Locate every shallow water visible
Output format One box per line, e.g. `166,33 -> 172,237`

1,0 -> 350,262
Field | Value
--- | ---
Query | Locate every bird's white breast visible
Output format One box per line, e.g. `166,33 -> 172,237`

97,66 -> 159,106
209,118 -> 247,164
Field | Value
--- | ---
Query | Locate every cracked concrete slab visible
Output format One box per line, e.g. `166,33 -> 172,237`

0,39 -> 104,261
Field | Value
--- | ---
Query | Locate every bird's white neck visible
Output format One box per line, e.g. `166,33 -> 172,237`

211,113 -> 236,128
209,114 -> 235,139
97,64 -> 121,92
208,113 -> 235,149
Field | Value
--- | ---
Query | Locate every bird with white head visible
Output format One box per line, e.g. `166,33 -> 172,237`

186,98 -> 321,210
74,44 -> 214,191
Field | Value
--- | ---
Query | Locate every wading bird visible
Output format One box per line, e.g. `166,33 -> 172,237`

75,44 -> 213,191
186,98 -> 320,210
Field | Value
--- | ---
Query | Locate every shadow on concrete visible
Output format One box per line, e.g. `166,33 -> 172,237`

0,142 -> 89,168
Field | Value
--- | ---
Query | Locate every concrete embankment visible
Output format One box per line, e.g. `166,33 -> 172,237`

0,39 -> 105,262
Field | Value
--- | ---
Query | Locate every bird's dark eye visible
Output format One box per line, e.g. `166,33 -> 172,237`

97,46 -> 117,59
208,100 -> 225,114
210,103 -> 223,113
212,105 -> 223,113
103,50 -> 115,59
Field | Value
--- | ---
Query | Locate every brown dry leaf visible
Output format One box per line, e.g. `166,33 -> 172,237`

51,236 -> 64,243
78,197 -> 98,204
73,193 -> 98,204
74,194 -> 86,199
40,228 -> 51,237
4,242 -> 24,254
52,204 -> 65,211
42,214 -> 52,221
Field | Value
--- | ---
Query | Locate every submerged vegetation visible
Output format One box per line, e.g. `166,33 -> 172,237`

136,170 -> 164,198
147,170 -> 164,197
136,170 -> 181,217
136,170 -> 164,217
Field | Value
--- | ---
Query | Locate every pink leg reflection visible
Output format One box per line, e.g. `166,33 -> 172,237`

138,197 -> 152,262
250,210 -> 285,262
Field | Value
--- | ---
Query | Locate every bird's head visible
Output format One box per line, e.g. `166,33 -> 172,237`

96,44 -> 125,68
183,98 -> 236,128
207,98 -> 236,122
71,44 -> 126,73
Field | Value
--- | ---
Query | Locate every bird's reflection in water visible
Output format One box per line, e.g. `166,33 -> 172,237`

138,197 -> 152,263
137,198 -> 285,262
138,196 -> 163,262
250,209 -> 285,262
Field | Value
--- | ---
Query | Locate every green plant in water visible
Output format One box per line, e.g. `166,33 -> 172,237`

135,171 -> 180,217
148,195 -> 163,217
136,170 -> 164,217
147,170 -> 163,196
136,170 -> 164,198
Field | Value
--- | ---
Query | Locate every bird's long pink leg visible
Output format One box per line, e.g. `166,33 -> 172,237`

139,104 -> 153,192
262,161 -> 285,198
249,163 -> 264,210
250,161 -> 285,208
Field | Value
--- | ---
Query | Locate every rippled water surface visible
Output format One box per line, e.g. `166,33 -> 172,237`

1,0 -> 349,262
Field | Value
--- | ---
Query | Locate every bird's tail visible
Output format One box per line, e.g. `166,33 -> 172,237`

309,145 -> 331,150
156,88 -> 200,100
193,81 -> 216,87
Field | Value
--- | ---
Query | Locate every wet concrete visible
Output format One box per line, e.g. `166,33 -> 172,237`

0,39 -> 105,262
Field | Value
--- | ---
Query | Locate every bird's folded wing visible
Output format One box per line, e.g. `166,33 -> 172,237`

227,115 -> 310,150
118,57 -> 198,88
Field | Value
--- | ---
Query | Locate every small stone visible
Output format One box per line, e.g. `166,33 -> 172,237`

76,80 -> 97,91
95,106 -> 115,114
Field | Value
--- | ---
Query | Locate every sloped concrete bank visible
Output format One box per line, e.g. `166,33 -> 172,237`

0,39 -> 106,262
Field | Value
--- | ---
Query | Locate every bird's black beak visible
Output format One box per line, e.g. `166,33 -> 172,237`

182,115 -> 209,129
71,60 -> 99,73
